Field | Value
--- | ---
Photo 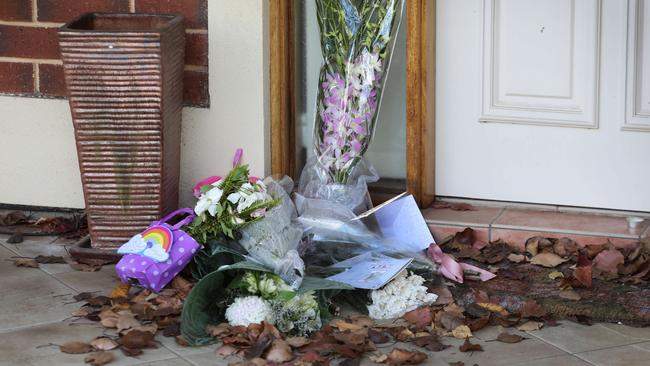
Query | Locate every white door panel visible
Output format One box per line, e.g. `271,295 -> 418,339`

436,0 -> 650,211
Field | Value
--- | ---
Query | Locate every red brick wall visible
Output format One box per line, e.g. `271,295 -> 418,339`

0,0 -> 209,107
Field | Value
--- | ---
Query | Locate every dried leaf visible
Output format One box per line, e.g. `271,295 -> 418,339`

559,290 -> 581,301
207,323 -> 231,337
451,325 -> 472,339
530,253 -> 567,268
585,243 -> 608,258
118,330 -> 156,349
60,341 -> 94,354
121,347 -> 142,357
110,283 -> 130,299
553,237 -> 578,257
331,319 -> 363,332
170,276 -> 193,299
349,314 -> 374,328
162,323 -> 181,338
403,307 -> 432,328
468,316 -> 491,332
496,332 -> 526,343
215,344 -> 238,358
13,258 -> 39,268
520,300 -> 547,318
116,312 -> 140,333
34,255 -> 66,264
507,253 -> 526,263
385,348 -> 428,365
431,201 -> 476,211
548,271 -> 565,280
368,328 -> 390,344
84,351 -> 114,366
477,303 -> 508,316
6,232 -> 23,244
265,339 -> 293,363
73,292 -> 94,302
333,329 -> 368,346
89,337 -> 118,351
459,338 -> 483,352
593,249 -> 624,276
285,336 -> 310,348
70,262 -> 101,272
99,310 -> 119,328
413,335 -> 448,352
517,321 -> 543,332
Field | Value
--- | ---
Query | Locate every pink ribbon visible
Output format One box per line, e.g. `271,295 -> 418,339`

427,243 -> 496,283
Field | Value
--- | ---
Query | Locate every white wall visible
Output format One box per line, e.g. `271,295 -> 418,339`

0,0 -> 270,209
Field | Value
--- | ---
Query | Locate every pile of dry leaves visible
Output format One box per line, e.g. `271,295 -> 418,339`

57,277 -> 192,365
442,228 -> 650,325
0,210 -> 88,242
197,289 -> 548,365
57,271 -> 552,365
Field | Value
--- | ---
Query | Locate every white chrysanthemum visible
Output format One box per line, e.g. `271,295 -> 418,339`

367,271 -> 438,320
225,296 -> 273,326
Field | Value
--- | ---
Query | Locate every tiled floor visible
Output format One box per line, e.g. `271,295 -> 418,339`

3,234 -> 650,365
424,200 -> 650,251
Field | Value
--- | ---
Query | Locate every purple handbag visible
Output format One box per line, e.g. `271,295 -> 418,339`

115,208 -> 199,292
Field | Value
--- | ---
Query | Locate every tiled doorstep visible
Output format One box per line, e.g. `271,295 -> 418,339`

424,203 -> 649,249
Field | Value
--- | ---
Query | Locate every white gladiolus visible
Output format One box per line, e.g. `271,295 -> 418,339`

225,296 -> 273,326
367,271 -> 438,320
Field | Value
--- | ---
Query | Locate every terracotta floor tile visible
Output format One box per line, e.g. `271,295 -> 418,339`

422,206 -> 503,227
428,224 -> 490,244
493,208 -> 642,238
490,228 -> 639,252
576,344 -> 650,366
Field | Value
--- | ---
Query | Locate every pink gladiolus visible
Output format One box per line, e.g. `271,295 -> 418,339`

192,176 -> 222,198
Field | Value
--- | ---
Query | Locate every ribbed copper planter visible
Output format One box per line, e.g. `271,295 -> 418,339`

59,13 -> 185,250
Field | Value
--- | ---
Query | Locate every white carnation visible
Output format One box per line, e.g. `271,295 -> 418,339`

367,271 -> 438,320
225,296 -> 273,326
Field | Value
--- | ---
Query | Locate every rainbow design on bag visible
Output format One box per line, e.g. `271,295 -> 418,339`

117,225 -> 174,262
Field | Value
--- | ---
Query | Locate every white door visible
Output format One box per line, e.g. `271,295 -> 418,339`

436,0 -> 650,212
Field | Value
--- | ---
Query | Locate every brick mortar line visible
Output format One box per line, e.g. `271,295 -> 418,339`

0,57 -> 62,65
31,0 -> 37,22
186,29 -> 208,34
34,63 -> 40,92
0,20 -> 65,28
184,65 -> 208,72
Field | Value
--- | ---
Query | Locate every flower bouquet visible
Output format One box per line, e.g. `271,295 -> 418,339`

298,0 -> 404,213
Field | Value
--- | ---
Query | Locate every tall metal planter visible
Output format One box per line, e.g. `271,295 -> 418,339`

59,13 -> 185,250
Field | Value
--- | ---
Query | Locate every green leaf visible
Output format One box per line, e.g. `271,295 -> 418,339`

200,184 -> 215,194
217,260 -> 274,274
298,276 -> 354,293
180,271 -> 228,346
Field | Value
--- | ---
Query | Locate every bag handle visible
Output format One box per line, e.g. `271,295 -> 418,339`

159,208 -> 196,230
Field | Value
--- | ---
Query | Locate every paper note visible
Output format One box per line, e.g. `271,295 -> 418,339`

370,194 -> 434,251
326,252 -> 412,290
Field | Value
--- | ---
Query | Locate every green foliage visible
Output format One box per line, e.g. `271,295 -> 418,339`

187,164 -> 281,244
180,270 -> 229,346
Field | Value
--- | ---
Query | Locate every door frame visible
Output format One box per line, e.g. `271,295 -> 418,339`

269,0 -> 436,207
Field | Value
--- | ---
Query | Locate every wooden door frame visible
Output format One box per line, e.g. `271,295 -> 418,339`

269,0 -> 436,207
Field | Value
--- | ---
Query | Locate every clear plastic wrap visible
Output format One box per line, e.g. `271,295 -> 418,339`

239,176 -> 305,289
295,195 -> 439,279
297,0 -> 404,214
